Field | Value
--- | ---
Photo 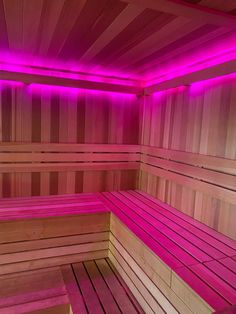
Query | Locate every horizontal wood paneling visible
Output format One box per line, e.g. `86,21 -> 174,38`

0,83 -> 141,196
0,211 -> 109,275
140,79 -> 236,239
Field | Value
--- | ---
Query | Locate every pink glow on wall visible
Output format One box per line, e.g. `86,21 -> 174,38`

0,80 -> 23,88
150,72 -> 236,97
27,83 -> 137,98
189,72 -> 236,96
28,83 -> 80,95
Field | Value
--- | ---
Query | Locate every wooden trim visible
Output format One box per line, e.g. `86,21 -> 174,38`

144,59 -> 236,94
122,0 -> 236,29
141,146 -> 236,173
0,70 -> 142,95
0,152 -> 139,162
0,143 -> 141,152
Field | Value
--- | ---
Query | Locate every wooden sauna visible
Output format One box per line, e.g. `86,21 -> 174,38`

0,0 -> 236,313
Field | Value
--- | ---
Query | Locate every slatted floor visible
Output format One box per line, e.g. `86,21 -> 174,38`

0,259 -> 144,314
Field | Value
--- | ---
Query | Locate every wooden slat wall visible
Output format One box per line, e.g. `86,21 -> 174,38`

140,79 -> 236,239
0,83 -> 141,197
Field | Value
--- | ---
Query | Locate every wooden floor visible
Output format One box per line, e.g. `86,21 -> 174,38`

0,258 -> 144,314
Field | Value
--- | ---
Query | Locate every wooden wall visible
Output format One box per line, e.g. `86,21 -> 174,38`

140,78 -> 236,239
0,82 -> 140,197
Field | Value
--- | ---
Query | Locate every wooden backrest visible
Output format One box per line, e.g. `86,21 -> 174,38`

0,143 -> 140,172
140,145 -> 236,204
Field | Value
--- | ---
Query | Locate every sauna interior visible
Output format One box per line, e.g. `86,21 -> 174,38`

0,0 -> 236,313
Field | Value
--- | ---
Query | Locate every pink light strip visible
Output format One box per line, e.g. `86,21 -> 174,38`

147,46 -> 236,86
27,83 -> 138,98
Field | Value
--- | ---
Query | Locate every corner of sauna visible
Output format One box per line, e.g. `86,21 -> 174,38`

139,77 -> 236,241
0,1 -> 236,314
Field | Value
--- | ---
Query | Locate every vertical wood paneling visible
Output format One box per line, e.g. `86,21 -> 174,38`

140,79 -> 236,238
1,86 -> 12,142
0,83 -> 139,197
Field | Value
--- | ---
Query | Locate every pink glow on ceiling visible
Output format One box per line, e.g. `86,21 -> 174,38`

146,33 -> 236,85
147,48 -> 236,86
0,51 -> 142,86
1,30 -> 236,95
150,72 -> 236,96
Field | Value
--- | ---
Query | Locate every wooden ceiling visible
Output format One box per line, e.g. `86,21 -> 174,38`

0,0 -> 236,82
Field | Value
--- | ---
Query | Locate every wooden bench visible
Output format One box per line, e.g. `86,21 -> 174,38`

0,191 -> 235,313
99,190 -> 236,314
0,193 -> 110,275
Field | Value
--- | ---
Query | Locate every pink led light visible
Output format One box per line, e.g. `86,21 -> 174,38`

0,51 -> 140,86
1,29 -> 236,96
148,48 -> 236,86
0,79 -> 23,87
27,83 -> 137,98
146,31 -> 236,85
189,72 -> 236,96
150,72 -> 236,97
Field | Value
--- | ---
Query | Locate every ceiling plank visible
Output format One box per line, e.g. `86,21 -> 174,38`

144,59 -> 236,94
0,70 -> 142,95
79,4 -> 144,64
135,27 -> 229,77
122,0 -> 236,29
0,0 -> 9,49
3,0 -> 23,51
38,0 -> 66,56
22,0 -> 44,54
108,17 -> 201,70
90,10 -> 176,71
199,0 -> 236,13
47,0 -> 87,58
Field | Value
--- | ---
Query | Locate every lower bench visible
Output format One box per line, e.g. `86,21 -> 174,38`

0,193 -> 110,275
0,190 -> 235,314
0,259 -> 144,314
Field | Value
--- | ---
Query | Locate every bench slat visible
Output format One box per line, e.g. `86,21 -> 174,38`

190,264 -> 236,304
103,192 -> 196,267
174,267 -> 230,311
135,190 -> 236,251
127,190 -> 234,257
204,260 -> 236,289
119,191 -> 224,260
99,193 -> 183,269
